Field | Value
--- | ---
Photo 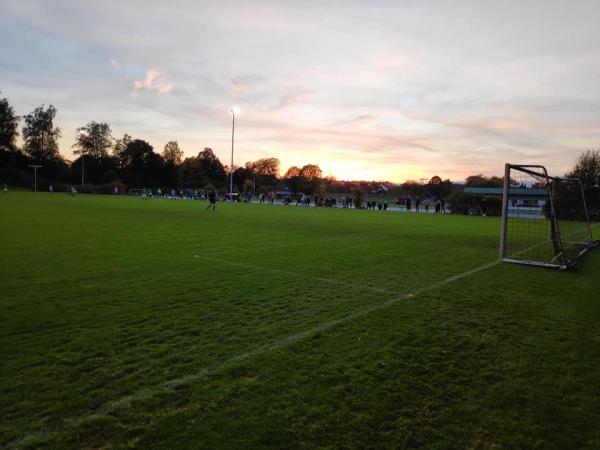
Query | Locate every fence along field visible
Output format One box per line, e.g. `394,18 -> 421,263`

1,192 -> 599,449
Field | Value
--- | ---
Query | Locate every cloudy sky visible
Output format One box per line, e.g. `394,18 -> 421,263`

1,0 -> 599,181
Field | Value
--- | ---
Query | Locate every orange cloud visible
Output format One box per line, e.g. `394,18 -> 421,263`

132,68 -> 173,95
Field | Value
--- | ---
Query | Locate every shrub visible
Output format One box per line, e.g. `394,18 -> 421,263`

447,191 -> 502,216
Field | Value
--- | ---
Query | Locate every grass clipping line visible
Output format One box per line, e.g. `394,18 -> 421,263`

11,259 -> 501,448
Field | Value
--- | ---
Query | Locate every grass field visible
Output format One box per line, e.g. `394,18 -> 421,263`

1,192 -> 600,449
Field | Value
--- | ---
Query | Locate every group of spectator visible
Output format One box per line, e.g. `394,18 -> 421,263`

366,201 -> 388,211
397,197 -> 446,213
137,188 -> 232,201
258,192 -> 276,204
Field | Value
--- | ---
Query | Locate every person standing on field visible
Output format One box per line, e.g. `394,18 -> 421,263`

3,183 -> 7,194
206,189 -> 217,212
481,198 -> 488,216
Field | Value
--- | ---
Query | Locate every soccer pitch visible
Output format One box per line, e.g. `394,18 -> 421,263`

2,192 -> 599,449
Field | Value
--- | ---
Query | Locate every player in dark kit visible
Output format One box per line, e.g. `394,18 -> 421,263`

206,189 -> 217,211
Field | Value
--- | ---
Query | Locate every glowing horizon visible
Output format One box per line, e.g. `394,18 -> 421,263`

2,1 -> 599,183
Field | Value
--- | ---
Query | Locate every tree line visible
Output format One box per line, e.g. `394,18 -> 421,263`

0,96 -> 318,194
0,96 -> 455,197
1,93 -> 598,215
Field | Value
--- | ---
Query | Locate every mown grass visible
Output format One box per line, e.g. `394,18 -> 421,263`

1,192 -> 599,449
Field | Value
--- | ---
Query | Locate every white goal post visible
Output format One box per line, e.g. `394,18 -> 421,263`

499,163 -> 598,270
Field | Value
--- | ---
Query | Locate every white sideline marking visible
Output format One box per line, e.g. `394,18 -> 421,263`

9,258 -> 500,449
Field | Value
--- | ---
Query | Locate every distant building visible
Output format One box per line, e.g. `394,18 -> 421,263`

464,186 -> 548,218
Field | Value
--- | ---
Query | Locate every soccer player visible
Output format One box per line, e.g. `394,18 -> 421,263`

3,183 -> 7,194
206,189 -> 217,211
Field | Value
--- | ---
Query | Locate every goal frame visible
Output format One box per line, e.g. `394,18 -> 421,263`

499,163 -> 595,270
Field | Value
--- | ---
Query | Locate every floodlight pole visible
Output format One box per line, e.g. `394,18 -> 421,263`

229,110 -> 235,200
28,164 -> 43,192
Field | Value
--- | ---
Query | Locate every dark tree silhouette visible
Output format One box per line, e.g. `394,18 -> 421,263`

73,122 -> 113,159
162,140 -> 183,164
113,133 -> 132,161
246,157 -> 280,177
283,165 -> 304,194
0,94 -> 19,151
22,105 -> 62,161
567,149 -> 600,189
197,148 -> 226,184
465,174 -> 503,187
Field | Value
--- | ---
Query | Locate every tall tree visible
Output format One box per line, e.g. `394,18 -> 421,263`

429,175 -> 442,185
197,148 -> 226,184
246,157 -> 280,177
119,139 -> 162,188
567,149 -> 600,189
73,121 -> 113,158
300,163 -> 323,194
181,156 -> 207,187
426,176 -> 453,198
162,140 -> 183,164
283,166 -> 303,194
0,94 -> 19,151
113,133 -> 132,161
22,105 -> 62,161
300,163 -> 322,180
120,139 -> 155,169
283,166 -> 301,178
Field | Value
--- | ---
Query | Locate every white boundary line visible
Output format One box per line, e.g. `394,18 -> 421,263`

9,258 -> 501,449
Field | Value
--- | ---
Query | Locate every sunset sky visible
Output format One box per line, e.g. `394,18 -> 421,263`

1,0 -> 599,182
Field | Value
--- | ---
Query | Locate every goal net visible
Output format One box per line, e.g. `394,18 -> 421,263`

499,163 -> 598,269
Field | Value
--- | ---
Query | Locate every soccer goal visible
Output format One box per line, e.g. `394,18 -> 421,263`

499,163 -> 598,269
